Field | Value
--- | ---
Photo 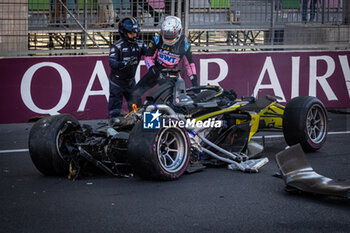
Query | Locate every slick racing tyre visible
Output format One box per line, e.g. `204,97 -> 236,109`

128,120 -> 190,181
29,114 -> 80,176
283,96 -> 328,152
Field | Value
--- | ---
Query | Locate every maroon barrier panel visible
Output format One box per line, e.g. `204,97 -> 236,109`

0,51 -> 349,124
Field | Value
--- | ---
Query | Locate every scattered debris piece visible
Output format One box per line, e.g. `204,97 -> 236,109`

275,144 -> 350,199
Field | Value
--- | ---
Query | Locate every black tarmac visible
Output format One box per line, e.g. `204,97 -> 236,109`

0,111 -> 349,233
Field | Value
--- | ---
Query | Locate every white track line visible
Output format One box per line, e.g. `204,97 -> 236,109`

327,131 -> 350,135
252,131 -> 350,139
0,149 -> 29,154
1,131 -> 350,154
252,135 -> 284,139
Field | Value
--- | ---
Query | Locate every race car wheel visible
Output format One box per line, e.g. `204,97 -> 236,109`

128,121 -> 190,180
283,96 -> 328,152
29,114 -> 80,176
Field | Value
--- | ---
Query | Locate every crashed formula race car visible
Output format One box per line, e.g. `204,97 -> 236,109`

28,69 -> 328,180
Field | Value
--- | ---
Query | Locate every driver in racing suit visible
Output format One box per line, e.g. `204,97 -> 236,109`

132,16 -> 198,106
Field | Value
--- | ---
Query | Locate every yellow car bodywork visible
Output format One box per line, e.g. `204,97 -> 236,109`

194,98 -> 285,142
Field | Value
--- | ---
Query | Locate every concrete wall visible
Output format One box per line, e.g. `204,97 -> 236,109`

284,24 -> 350,45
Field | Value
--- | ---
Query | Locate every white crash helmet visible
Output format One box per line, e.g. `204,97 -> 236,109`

161,16 -> 182,45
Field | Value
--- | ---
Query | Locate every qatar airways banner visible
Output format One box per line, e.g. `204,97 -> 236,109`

0,51 -> 349,124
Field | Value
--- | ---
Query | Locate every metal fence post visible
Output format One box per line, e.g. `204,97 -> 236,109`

184,0 -> 189,38
171,0 -> 175,16
343,0 -> 350,24
83,0 -> 87,49
321,0 -> 325,24
270,0 -> 275,45
177,0 -> 182,18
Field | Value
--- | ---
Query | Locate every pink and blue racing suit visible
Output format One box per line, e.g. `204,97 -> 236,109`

132,34 -> 198,105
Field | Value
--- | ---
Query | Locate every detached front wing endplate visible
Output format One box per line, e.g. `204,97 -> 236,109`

275,144 -> 350,199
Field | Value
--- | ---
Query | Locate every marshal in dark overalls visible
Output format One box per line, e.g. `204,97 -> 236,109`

108,17 -> 148,118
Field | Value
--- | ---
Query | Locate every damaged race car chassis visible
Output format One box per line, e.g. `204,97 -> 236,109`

28,83 -> 328,181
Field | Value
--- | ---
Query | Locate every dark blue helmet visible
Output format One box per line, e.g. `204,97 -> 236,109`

118,17 -> 140,43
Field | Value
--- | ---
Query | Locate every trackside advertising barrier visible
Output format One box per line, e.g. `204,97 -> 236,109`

0,51 -> 349,124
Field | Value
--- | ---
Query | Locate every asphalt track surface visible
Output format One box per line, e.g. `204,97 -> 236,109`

0,111 -> 349,233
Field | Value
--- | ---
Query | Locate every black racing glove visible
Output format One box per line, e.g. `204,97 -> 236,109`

190,75 -> 200,93
120,57 -> 138,70
190,75 -> 198,87
150,65 -> 161,76
229,89 -> 237,101
223,89 -> 237,101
